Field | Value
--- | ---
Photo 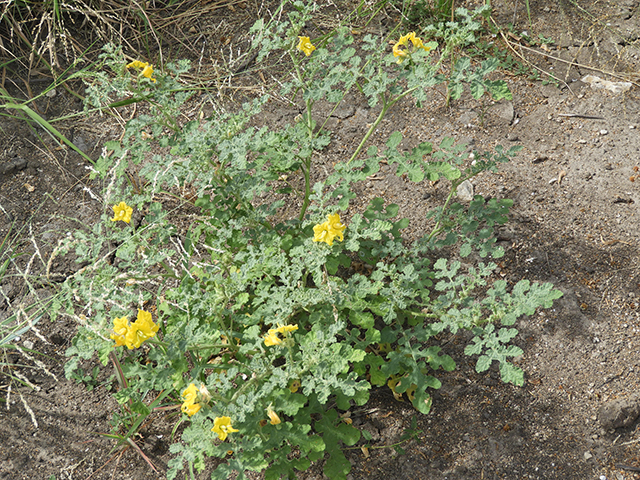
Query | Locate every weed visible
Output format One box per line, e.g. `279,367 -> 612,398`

57,2 -> 562,479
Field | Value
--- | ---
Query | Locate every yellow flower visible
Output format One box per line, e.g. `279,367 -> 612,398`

313,221 -> 331,244
326,213 -> 346,242
110,309 -> 158,349
127,60 -> 147,69
182,401 -> 201,416
126,60 -> 156,83
264,324 -> 298,347
313,213 -> 346,246
392,32 -> 431,63
110,316 -> 130,348
264,329 -> 282,346
276,324 -> 298,335
181,383 -> 201,416
141,64 -> 155,82
182,383 -> 198,403
297,36 -> 316,56
129,309 -> 159,348
133,309 -> 158,337
212,416 -> 239,441
111,202 -> 133,223
266,404 -> 281,425
125,323 -> 143,349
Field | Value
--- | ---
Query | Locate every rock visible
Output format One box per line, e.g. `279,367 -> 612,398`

491,101 -> 514,125
0,156 -> 28,175
457,111 -> 477,126
331,104 -> 355,119
457,180 -> 474,202
598,394 -> 640,429
72,134 -> 89,153
506,133 -> 519,142
582,75 -> 632,95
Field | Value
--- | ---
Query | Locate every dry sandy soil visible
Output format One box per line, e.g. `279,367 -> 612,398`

3,1 -> 640,479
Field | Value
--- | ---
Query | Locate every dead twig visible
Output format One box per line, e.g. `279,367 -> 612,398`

505,41 -> 640,89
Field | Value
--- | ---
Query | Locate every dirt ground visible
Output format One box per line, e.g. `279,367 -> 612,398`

3,0 -> 640,479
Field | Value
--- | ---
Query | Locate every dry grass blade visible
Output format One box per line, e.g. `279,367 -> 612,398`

0,0 -> 244,78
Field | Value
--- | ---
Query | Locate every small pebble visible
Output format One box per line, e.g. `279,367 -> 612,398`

456,180 -> 474,202
600,129 -> 608,135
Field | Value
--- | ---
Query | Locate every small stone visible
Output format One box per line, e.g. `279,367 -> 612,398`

332,105 -> 356,119
584,451 -> 593,460
72,135 -> 89,153
600,129 -> 608,135
13,157 -> 27,171
492,101 -> 515,124
456,180 -> 474,202
23,340 -> 34,350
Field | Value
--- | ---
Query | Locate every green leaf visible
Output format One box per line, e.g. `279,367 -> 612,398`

469,79 -> 485,99
350,310 -> 374,329
499,362 -> 524,386
476,354 -> 491,372
387,131 -> 402,149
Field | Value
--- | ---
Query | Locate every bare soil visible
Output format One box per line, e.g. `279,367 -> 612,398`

3,1 -> 640,479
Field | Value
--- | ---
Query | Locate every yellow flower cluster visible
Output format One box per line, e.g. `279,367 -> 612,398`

312,213 -> 346,246
297,36 -> 316,56
110,309 -> 158,349
181,383 -> 211,417
111,201 -> 133,223
212,416 -> 239,441
392,32 -> 431,63
264,324 -> 298,346
126,60 -> 156,83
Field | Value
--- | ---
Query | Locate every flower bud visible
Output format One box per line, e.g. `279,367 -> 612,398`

266,404 -> 281,425
198,384 -> 211,404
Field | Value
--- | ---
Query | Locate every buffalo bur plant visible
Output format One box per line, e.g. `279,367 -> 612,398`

54,1 -> 562,479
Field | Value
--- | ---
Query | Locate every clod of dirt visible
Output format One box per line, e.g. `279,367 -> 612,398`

0,156 -> 27,175
598,394 -> 640,429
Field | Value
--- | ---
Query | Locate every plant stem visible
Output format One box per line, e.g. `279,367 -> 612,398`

346,87 -> 419,166
298,99 -> 315,221
426,183 -> 458,241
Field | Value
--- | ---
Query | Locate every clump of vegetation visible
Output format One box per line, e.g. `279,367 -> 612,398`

31,1 -> 563,479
